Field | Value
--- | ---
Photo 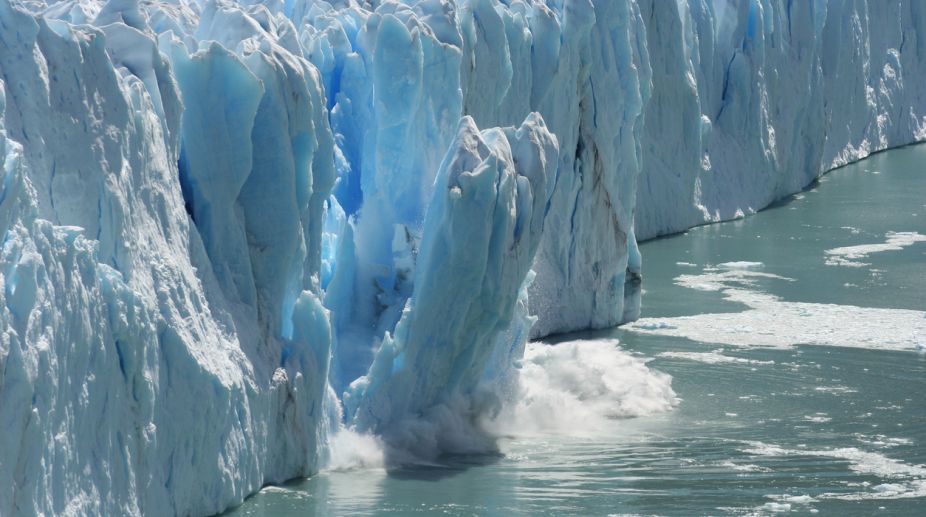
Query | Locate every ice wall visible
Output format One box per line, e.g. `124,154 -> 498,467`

0,0 -> 924,515
0,2 -> 335,515
636,0 -> 926,239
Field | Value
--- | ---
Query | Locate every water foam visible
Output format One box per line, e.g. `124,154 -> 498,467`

483,339 -> 678,437
324,428 -> 386,472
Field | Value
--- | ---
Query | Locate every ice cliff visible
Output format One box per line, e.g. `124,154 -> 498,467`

0,0 -> 923,515
636,0 -> 926,238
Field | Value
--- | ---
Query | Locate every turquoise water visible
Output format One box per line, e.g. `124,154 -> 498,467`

229,144 -> 926,516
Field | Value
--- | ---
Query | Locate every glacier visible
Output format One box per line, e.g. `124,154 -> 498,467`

0,0 -> 924,515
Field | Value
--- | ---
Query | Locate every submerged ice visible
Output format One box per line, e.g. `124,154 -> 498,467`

1,0 -> 925,515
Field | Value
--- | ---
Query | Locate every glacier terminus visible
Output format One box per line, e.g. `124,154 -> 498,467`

1,0 -> 925,515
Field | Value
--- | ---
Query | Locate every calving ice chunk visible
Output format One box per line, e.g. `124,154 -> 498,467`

0,0 -> 925,516
345,114 -> 557,453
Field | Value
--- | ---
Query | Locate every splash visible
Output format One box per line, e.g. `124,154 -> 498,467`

326,339 -> 677,469
483,339 -> 678,437
324,428 -> 386,472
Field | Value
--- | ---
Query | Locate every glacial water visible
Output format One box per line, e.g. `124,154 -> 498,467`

228,145 -> 926,516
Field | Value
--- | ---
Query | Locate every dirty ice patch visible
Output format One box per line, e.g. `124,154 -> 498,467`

629,264 -> 926,351
825,231 -> 926,267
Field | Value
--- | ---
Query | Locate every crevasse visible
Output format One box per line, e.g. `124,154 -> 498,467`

0,1 -> 923,515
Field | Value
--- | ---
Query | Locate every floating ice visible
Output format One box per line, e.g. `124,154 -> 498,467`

635,321 -> 678,330
825,232 -> 926,267
761,502 -> 792,512
717,261 -> 765,270
743,441 -> 926,501
657,350 -> 774,366
769,494 -> 817,504
631,267 -> 926,351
